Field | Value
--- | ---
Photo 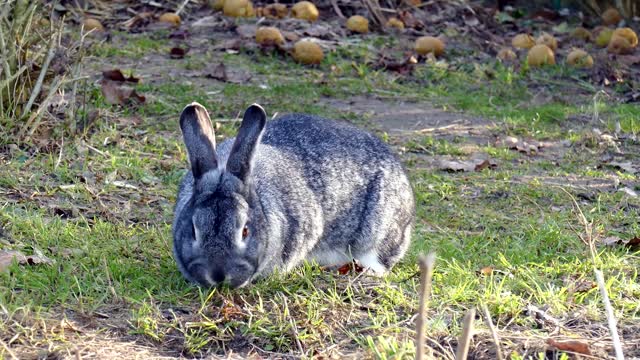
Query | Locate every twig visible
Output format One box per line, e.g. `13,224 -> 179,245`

21,27 -> 57,119
67,25 -> 89,134
175,0 -> 190,16
455,309 -> 476,360
281,294 -> 305,356
415,252 -> 436,360
560,187 -> 624,359
481,304 -> 504,360
84,142 -> 109,158
594,270 -> 624,360
21,75 -> 65,137
361,0 -> 386,26
0,337 -> 18,360
330,0 -> 346,19
525,304 -> 564,331
54,135 -> 64,170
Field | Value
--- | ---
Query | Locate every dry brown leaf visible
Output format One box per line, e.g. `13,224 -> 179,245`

602,235 -> 640,249
169,47 -> 188,59
438,158 -> 497,172
221,301 -> 243,321
207,62 -> 228,82
546,339 -> 592,355
102,69 -> 140,83
0,250 -> 54,272
205,62 -> 251,84
376,55 -> 417,74
571,279 -> 596,293
101,80 -> 146,106
336,261 -> 364,275
500,136 -> 539,154
397,10 -> 423,30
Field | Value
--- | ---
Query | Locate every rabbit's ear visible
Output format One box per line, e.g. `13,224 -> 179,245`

180,102 -> 219,179
227,104 -> 267,181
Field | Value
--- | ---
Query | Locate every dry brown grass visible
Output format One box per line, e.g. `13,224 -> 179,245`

0,0 -> 84,142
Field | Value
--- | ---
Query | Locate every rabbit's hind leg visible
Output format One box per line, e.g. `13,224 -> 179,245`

356,249 -> 388,276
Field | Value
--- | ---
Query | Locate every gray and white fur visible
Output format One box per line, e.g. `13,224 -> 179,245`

172,102 -> 415,288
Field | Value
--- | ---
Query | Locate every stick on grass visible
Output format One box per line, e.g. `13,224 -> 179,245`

481,304 -> 504,360
415,252 -> 436,360
594,269 -> 624,360
455,309 -> 476,360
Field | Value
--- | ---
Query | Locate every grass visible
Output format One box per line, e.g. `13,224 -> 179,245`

1,24 -> 639,359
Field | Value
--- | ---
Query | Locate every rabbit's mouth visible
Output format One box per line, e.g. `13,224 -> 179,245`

186,259 -> 255,288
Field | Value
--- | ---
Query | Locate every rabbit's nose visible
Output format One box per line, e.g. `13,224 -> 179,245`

211,268 -> 226,284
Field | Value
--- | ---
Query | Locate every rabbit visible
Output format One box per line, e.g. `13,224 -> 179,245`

172,102 -> 415,288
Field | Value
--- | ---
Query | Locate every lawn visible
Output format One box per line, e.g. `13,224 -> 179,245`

1,1 -> 639,359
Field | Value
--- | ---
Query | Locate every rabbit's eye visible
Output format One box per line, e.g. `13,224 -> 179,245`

242,226 -> 249,239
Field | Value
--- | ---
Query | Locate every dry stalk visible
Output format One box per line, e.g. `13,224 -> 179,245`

175,0 -> 190,16
361,0 -> 387,26
1,1 -> 83,140
560,187 -> 625,360
455,309 -> 475,360
0,337 -> 18,360
331,0 -> 346,19
281,294 -> 305,356
594,269 -> 624,360
481,304 -> 504,360
415,252 -> 436,360
20,31 -> 57,118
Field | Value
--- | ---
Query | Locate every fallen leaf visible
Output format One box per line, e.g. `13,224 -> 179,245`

101,80 -> 145,106
336,261 -> 365,275
207,62 -> 228,82
438,158 -> 497,172
221,301 -> 243,321
102,69 -> 140,83
546,339 -> 592,356
571,279 -> 596,293
205,62 -> 251,84
500,136 -> 539,154
563,275 -> 596,294
376,55 -> 417,74
0,250 -> 54,272
397,10 -> 423,30
169,47 -> 188,59
601,235 -> 640,249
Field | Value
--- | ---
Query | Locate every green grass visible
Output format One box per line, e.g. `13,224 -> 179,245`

90,31 -> 170,59
1,26 -> 639,359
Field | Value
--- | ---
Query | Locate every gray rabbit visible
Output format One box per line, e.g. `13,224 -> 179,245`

172,102 -> 415,288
